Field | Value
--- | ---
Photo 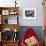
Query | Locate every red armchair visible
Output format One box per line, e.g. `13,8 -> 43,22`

21,28 -> 41,46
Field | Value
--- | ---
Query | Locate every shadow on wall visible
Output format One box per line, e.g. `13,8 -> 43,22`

18,26 -> 43,43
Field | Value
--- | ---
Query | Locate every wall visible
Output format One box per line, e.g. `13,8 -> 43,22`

17,0 -> 44,26
0,0 -> 44,26
0,0 -> 15,7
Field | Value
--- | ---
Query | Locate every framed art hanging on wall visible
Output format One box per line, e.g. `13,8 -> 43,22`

23,8 -> 36,19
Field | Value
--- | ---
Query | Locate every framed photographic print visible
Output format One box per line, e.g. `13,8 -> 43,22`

23,8 -> 36,19
2,10 -> 9,15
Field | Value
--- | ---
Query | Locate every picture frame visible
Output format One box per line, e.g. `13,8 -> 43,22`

23,8 -> 36,19
2,10 -> 9,15
9,10 -> 17,15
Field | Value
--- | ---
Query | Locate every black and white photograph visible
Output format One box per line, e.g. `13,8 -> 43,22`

23,8 -> 36,19
25,10 -> 34,17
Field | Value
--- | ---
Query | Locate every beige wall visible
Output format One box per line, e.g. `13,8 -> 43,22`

0,0 -> 44,26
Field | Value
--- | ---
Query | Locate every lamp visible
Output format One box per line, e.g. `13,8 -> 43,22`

15,0 -> 17,7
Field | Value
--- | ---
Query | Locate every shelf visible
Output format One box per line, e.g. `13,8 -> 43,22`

0,7 -> 19,16
0,24 -> 19,32
2,40 -> 19,43
1,40 -> 19,46
0,7 -> 19,24
0,7 -> 19,10
0,7 -> 19,46
1,15 -> 18,24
